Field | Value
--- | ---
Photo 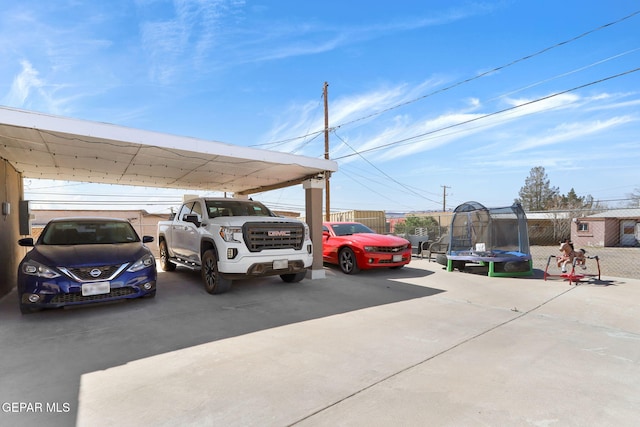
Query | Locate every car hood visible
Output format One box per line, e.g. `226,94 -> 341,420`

340,233 -> 409,246
27,244 -> 150,267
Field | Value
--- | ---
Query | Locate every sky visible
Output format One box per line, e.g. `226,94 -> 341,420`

1,0 -> 639,215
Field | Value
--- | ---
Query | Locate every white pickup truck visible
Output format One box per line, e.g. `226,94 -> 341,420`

157,197 -> 313,294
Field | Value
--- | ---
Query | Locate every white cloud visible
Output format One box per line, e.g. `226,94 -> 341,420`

507,116 -> 637,153
3,60 -> 43,107
139,0 -> 244,83
271,81 -> 639,171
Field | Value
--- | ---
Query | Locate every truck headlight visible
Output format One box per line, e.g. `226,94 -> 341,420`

303,223 -> 310,241
220,226 -> 243,243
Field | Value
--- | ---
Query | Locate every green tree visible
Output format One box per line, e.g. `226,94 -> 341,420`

395,215 -> 439,235
554,188 -> 594,210
516,166 -> 559,211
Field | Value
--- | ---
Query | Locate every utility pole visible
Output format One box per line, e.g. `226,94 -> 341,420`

324,82 -> 330,221
441,185 -> 449,212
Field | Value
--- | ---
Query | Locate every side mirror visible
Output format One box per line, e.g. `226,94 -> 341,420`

322,230 -> 330,239
142,236 -> 154,243
18,237 -> 35,247
183,214 -> 201,227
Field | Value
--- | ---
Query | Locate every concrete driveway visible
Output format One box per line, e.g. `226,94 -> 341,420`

1,259 -> 639,426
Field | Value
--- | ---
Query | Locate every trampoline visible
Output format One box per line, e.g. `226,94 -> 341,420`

446,201 -> 533,277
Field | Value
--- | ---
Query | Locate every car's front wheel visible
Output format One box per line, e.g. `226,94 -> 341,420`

280,271 -> 306,283
142,290 -> 156,298
19,305 -> 43,315
201,249 -> 232,294
339,247 -> 360,274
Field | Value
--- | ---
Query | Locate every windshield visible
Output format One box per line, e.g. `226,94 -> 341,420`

41,221 -> 140,245
205,200 -> 276,218
330,223 -> 374,236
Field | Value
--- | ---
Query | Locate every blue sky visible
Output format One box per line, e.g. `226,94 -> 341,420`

1,0 -> 639,214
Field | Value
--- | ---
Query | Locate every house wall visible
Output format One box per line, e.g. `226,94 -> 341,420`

0,159 -> 23,299
573,217 -> 640,247
573,218 -> 606,248
528,219 -> 569,245
606,218 -> 627,247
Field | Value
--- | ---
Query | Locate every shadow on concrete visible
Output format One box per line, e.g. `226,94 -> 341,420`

0,265 -> 442,427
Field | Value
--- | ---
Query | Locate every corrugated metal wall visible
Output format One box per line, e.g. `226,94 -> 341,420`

328,210 -> 387,234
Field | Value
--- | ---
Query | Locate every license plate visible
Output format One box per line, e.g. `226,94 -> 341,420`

82,281 -> 110,296
273,259 -> 288,270
393,255 -> 403,262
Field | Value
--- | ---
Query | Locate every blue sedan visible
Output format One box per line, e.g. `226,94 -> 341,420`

17,217 -> 157,314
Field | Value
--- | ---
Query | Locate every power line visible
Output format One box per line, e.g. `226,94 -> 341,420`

333,131 -> 442,205
333,67 -> 640,160
332,10 -> 640,130
339,169 -> 417,211
242,10 -> 640,152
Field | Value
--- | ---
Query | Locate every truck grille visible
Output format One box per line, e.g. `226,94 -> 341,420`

243,222 -> 305,252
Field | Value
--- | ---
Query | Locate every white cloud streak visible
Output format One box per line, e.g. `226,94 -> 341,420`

3,60 -> 42,106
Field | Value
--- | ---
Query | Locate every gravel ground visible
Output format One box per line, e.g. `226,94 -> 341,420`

422,245 -> 639,280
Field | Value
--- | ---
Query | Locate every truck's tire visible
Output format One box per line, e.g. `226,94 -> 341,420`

280,271 -> 306,283
339,247 -> 360,274
159,240 -> 176,272
202,249 -> 232,294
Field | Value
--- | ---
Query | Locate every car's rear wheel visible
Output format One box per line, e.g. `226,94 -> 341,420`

159,240 -> 176,272
339,247 -> 360,274
202,249 -> 232,294
280,271 -> 306,283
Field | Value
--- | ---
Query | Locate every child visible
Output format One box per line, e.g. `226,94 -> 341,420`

557,238 -> 574,273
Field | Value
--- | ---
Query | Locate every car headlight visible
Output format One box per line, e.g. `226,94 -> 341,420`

127,254 -> 155,272
22,261 -> 61,279
219,226 -> 243,243
303,223 -> 310,241
364,246 -> 375,252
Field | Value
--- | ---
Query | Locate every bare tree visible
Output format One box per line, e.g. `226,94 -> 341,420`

626,187 -> 640,207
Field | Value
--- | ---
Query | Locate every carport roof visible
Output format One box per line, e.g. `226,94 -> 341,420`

0,106 -> 337,195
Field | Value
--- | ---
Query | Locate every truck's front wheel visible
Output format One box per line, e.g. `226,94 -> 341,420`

159,240 -> 176,272
202,249 -> 232,294
280,271 -> 306,283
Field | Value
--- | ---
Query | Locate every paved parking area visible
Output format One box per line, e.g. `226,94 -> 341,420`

1,259 -> 639,426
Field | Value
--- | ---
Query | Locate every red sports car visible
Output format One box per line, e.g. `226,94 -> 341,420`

322,222 -> 412,274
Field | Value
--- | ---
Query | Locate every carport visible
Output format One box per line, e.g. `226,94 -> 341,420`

0,106 -> 338,299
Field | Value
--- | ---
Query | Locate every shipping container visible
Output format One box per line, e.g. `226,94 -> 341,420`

328,210 -> 387,234
299,210 -> 388,234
